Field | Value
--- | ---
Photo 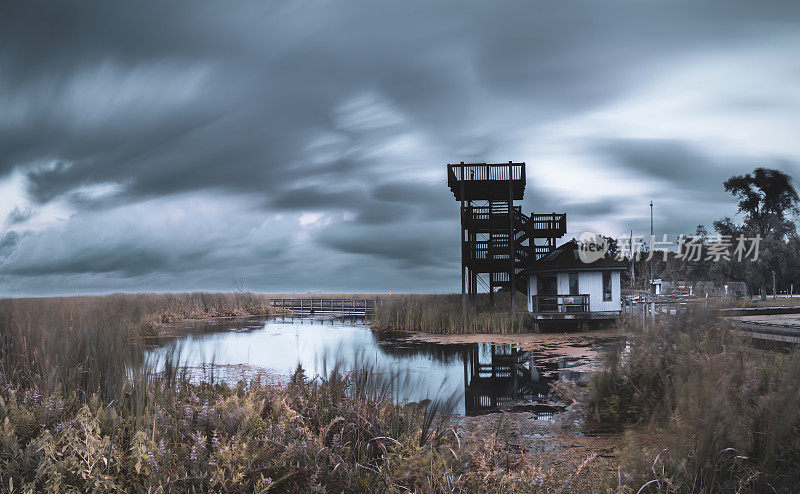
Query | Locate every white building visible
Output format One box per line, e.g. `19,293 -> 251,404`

525,241 -> 625,322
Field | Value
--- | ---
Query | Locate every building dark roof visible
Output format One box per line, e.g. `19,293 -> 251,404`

525,240 -> 627,273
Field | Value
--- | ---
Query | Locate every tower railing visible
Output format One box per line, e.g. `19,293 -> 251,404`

527,213 -> 566,234
447,162 -> 525,182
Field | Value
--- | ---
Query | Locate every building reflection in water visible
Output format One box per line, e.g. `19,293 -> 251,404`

463,344 -> 571,417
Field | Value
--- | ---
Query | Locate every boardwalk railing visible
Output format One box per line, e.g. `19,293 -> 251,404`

268,298 -> 383,315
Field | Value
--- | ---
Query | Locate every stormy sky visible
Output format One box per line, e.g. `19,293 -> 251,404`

1,0 -> 800,296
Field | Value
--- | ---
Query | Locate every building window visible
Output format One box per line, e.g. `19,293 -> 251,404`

538,274 -> 557,295
602,271 -> 612,301
569,272 -> 579,295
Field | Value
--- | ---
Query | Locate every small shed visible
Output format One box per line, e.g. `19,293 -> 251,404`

651,278 -> 663,295
525,241 -> 626,320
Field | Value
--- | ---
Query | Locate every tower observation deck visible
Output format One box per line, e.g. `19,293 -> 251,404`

447,162 -> 566,313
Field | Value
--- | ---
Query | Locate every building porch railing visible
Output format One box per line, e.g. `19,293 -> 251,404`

532,294 -> 590,313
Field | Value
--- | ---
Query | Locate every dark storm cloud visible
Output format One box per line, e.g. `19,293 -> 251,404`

2,245 -> 171,278
5,208 -> 32,226
1,0 -> 799,294
1,228 -> 193,278
371,182 -> 456,220
597,138 -> 800,201
317,223 -> 456,270
595,138 -> 734,200
269,186 -> 416,224
270,187 -> 362,211
563,200 -> 624,218
4,0 -> 795,201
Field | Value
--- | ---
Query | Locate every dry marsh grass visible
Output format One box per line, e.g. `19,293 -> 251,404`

371,293 -> 533,334
0,293 -> 280,402
0,293 -> 613,492
5,292 -> 796,491
0,363 -> 614,492
586,310 -> 800,492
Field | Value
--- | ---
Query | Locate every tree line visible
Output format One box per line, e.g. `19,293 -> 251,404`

621,167 -> 800,299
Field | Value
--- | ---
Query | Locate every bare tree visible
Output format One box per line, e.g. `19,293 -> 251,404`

232,278 -> 246,294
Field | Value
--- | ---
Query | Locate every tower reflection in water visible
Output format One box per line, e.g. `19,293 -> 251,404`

371,331 -> 582,417
266,319 -> 585,417
462,344 -> 570,417
151,317 -> 585,417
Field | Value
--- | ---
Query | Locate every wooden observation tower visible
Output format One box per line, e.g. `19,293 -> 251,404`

447,162 -> 566,313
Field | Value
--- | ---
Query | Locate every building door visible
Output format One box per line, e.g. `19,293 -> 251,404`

569,273 -> 579,295
537,274 -> 558,311
537,274 -> 557,295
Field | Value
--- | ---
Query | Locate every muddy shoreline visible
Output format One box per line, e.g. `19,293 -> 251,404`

431,329 -> 625,473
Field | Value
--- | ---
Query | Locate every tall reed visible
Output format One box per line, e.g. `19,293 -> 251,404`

0,293 -> 279,402
372,294 -> 533,333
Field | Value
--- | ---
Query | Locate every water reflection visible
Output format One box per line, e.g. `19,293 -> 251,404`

147,316 -> 586,417
462,345 -> 569,417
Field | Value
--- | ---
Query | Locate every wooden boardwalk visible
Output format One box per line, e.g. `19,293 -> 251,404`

729,320 -> 800,345
268,298 -> 382,315
720,307 -> 800,345
719,306 -> 800,317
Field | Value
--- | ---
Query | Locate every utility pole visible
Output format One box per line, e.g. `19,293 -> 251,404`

772,270 -> 776,301
629,229 -> 635,286
649,201 -> 654,294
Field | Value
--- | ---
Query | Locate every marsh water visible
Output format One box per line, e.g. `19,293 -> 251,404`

146,315 -> 595,416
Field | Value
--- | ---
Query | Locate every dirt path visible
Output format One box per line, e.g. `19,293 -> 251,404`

457,407 -> 623,485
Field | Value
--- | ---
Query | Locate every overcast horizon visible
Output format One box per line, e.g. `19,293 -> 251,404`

2,1 -> 800,296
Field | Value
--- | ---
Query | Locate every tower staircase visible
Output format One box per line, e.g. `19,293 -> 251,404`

447,162 -> 566,310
